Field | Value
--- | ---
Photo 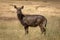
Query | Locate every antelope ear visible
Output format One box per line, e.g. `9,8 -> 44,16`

14,5 -> 17,9
21,6 -> 24,9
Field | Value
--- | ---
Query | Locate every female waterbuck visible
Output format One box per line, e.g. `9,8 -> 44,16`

14,5 -> 47,35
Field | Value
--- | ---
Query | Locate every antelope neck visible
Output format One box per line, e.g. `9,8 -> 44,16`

17,11 -> 24,20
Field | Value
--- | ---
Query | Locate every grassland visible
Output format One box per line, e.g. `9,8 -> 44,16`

0,1 -> 60,40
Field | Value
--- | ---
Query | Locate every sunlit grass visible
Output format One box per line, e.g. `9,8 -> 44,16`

0,1 -> 60,40
0,15 -> 60,40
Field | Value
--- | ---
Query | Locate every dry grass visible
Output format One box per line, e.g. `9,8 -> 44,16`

0,1 -> 60,40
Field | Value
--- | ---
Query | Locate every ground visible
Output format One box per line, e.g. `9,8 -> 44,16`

0,1 -> 60,40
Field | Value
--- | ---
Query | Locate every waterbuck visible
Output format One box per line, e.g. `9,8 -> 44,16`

14,5 -> 47,35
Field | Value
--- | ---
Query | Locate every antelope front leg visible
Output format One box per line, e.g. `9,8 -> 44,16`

24,26 -> 29,35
